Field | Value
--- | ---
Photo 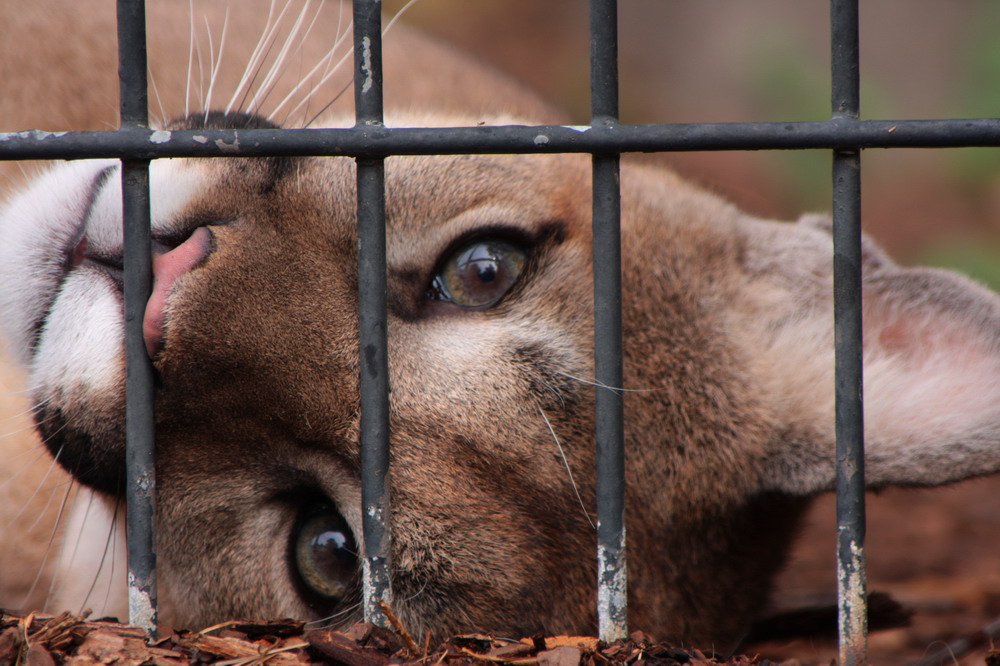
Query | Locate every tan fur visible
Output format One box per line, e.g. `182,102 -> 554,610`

2,0 -> 999,653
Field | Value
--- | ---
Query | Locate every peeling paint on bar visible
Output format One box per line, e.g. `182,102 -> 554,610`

837,538 -> 868,666
354,0 -> 391,629
0,129 -> 68,143
597,528 -> 628,642
214,137 -> 241,153
128,573 -> 157,637
4,120 -> 1000,161
590,0 -> 627,643
149,130 -> 171,144
831,1 -> 867,662
360,37 -> 374,95
362,557 -> 392,619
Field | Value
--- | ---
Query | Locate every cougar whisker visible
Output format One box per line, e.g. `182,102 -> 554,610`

537,405 -> 595,531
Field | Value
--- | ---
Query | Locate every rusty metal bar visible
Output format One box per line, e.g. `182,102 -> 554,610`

116,0 -> 157,638
831,0 -> 867,664
6,118 -> 1000,160
353,0 -> 392,627
590,0 -> 628,643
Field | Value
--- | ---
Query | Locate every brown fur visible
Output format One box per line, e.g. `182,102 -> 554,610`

2,0 -> 999,654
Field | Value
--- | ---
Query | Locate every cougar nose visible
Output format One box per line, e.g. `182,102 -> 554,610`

143,226 -> 213,358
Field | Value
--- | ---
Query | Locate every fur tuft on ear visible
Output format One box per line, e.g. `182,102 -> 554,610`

742,214 -> 1000,495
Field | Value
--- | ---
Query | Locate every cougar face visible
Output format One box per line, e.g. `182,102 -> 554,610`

2,0 -> 1000,652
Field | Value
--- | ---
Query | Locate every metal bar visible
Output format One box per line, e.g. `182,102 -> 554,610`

590,0 -> 627,643
831,1 -> 867,664
116,0 -> 157,638
354,0 -> 392,627
6,117 -> 1000,160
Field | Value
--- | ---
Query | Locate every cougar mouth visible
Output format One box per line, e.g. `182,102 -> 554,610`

28,165 -> 120,356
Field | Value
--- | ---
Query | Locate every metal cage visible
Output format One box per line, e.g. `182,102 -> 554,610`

3,2 -> 1000,665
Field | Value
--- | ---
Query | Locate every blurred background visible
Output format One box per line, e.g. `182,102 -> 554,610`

384,2 -> 1000,664
388,0 -> 1000,283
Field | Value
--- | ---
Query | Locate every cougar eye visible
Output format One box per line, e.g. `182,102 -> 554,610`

292,505 -> 359,604
429,238 -> 527,308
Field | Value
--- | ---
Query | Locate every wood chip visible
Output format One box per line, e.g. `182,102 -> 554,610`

536,647 -> 581,666
307,629 -> 389,666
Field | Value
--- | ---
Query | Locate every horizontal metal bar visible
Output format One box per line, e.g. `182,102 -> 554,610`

4,118 -> 1000,161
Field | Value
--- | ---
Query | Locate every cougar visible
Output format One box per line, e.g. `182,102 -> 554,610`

2,0 -> 998,653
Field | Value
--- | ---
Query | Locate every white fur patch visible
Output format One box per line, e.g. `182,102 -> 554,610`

0,158 -> 207,402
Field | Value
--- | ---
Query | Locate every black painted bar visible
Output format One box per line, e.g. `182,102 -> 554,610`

831,1 -> 867,664
4,118 -> 1000,161
590,0 -> 627,642
354,0 -> 392,627
116,0 -> 158,638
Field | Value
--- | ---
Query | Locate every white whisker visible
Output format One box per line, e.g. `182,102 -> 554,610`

552,369 -> 657,393
95,508 -> 120,615
230,0 -> 295,115
77,494 -> 122,615
3,444 -> 63,529
194,20 -> 207,113
537,405 -> 595,531
0,397 -> 45,426
249,0 -> 313,116
290,0 -> 345,126
272,3 -> 354,123
0,442 -> 50,474
148,63 -> 167,128
382,0 -> 422,38
186,0 -> 195,118
225,0 -> 281,114
22,475 -> 76,609
203,9 -> 231,119
297,64 -> 352,129
297,0 -> 422,128
23,472 -> 72,534
306,599 -> 362,627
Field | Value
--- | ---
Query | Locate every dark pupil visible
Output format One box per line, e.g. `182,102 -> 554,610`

459,245 -> 500,284
470,260 -> 497,283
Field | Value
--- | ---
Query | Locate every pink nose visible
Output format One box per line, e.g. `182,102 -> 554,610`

143,227 -> 213,358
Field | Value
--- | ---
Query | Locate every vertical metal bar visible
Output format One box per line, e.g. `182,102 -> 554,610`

831,1 -> 867,664
590,0 -> 627,643
354,0 -> 392,626
116,0 -> 157,637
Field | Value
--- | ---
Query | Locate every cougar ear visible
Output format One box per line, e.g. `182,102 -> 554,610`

746,214 -> 1000,495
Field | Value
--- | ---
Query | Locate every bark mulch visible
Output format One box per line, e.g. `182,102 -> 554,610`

0,610 -> 790,666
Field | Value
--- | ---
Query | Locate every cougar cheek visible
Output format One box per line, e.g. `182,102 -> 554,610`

144,227 -> 213,358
